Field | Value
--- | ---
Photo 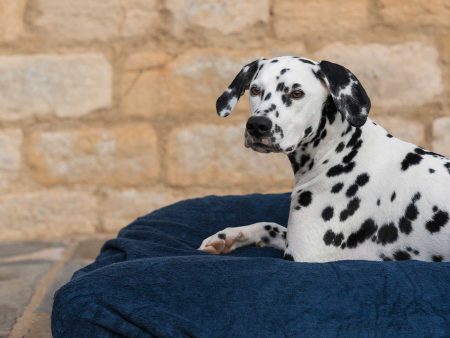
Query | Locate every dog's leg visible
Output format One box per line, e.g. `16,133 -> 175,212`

198,222 -> 287,254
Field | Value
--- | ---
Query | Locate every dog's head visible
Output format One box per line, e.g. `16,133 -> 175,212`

216,56 -> 371,153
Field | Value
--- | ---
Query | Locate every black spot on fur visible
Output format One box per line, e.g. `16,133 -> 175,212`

429,168 -> 435,174
288,154 -> 300,174
393,250 -> 411,261
346,128 -> 362,148
331,183 -> 344,193
323,229 -> 344,247
432,255 -> 443,262
283,253 -> 294,261
335,142 -> 345,153
346,184 -> 358,197
282,231 -> 286,239
281,94 -> 292,107
304,126 -> 312,136
264,92 -> 271,101
322,206 -> 334,221
401,153 -> 423,171
280,68 -> 290,75
415,147 -> 446,159
327,162 -> 355,177
269,230 -> 277,238
426,209 -> 449,233
299,154 -> 311,168
276,82 -> 285,92
340,198 -> 360,221
264,225 -> 271,231
218,233 -> 226,240
399,217 -> 412,234
377,223 -> 398,245
377,199 -> 381,206
444,162 -> 450,175
346,219 -> 378,249
273,227 -> 279,233
386,133 -> 393,138
299,58 -> 315,65
308,159 -> 314,171
390,191 -> 396,202
298,191 -> 312,207
356,173 -> 369,186
405,203 -> 419,221
270,59 -> 279,63
412,192 -> 421,202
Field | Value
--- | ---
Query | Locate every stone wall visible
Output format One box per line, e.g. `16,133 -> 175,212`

0,0 -> 449,241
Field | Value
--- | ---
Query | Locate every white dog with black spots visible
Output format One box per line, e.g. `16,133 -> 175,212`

199,56 -> 450,262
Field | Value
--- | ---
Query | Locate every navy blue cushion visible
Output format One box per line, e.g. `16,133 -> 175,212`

52,193 -> 450,337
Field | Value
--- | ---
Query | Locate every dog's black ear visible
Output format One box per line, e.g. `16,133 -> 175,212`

216,59 -> 260,117
315,60 -> 371,127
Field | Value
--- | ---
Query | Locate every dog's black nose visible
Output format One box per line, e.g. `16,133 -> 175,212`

246,116 -> 272,138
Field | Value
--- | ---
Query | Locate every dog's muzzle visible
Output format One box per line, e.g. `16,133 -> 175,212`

245,116 -> 277,153
246,116 -> 272,138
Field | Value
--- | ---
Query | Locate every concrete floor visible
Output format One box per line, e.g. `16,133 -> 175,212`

0,236 -> 110,338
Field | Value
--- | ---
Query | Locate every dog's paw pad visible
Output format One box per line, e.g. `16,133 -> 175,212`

199,229 -> 245,254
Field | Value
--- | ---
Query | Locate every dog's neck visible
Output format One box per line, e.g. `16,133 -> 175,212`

288,97 -> 357,186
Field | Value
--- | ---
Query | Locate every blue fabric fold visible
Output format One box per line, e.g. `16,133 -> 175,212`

52,193 -> 450,338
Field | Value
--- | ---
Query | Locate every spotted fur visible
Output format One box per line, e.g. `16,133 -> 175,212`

199,55 -> 450,262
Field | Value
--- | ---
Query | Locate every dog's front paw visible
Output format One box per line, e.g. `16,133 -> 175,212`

198,228 -> 246,254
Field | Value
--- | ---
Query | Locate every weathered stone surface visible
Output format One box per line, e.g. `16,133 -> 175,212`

0,243 -> 65,264
101,188 -> 192,231
38,239 -> 105,313
22,313 -> 51,338
0,242 -> 64,259
71,239 -> 106,261
166,0 -> 270,36
432,117 -> 450,157
27,0 -> 161,42
37,261 -> 86,314
0,190 -> 98,241
0,0 -> 26,42
438,36 -> 450,101
124,51 -> 172,71
121,46 -> 305,117
314,42 -> 442,108
0,54 -> 112,120
0,262 -> 52,332
0,129 -> 22,191
167,124 -> 293,187
121,49 -> 259,117
27,125 -> 159,186
379,0 -> 450,28
373,116 -> 426,147
273,0 -> 369,39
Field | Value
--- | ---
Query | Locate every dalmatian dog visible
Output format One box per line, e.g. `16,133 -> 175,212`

198,56 -> 450,262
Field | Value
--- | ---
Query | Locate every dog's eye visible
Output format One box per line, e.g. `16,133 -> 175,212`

250,86 -> 261,97
290,89 -> 305,99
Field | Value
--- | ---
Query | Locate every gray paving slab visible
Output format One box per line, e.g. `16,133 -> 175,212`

0,261 -> 53,333
38,238 -> 105,314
